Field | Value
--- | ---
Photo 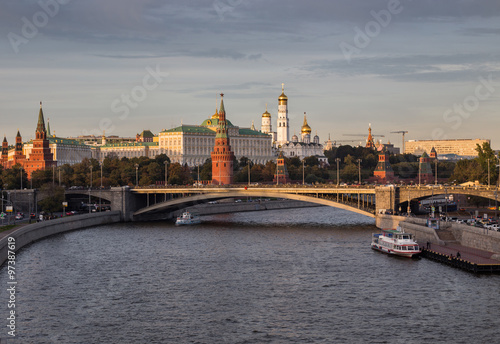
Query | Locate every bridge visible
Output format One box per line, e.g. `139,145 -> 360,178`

5,185 -> 499,222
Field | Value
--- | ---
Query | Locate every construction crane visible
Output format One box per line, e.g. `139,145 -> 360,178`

390,130 -> 408,154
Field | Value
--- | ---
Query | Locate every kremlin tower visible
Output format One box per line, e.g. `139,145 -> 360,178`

211,94 -> 235,185
276,83 -> 289,147
1,136 -> 8,163
25,102 -> 55,178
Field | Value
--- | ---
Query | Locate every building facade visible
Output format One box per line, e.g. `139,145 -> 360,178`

156,105 -> 274,166
405,139 -> 490,157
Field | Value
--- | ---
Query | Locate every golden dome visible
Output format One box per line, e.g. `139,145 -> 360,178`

278,83 -> 288,103
211,108 -> 219,120
262,103 -> 271,118
301,114 -> 311,134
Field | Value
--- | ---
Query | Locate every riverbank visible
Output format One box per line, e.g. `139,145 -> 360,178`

0,211 -> 121,266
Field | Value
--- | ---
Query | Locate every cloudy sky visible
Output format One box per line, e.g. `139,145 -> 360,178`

1,0 -> 499,149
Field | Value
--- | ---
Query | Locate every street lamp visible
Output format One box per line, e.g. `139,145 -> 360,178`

335,158 -> 341,186
357,159 -> 362,185
248,160 -> 252,186
276,161 -> 279,186
164,160 -> 169,186
20,166 -> 23,190
89,165 -> 93,214
100,162 -> 103,212
418,160 -> 421,187
434,159 -> 438,185
135,163 -> 139,187
302,159 -> 305,185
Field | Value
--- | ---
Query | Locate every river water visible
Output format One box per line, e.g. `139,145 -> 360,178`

1,207 -> 499,343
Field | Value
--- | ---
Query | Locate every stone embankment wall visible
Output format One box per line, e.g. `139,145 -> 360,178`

376,214 -> 500,255
0,211 -> 121,266
449,222 -> 500,255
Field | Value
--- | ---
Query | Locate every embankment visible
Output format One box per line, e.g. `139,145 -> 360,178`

376,214 -> 500,256
0,211 -> 121,266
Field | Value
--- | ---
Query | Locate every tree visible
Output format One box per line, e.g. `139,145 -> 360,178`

304,156 -> 319,167
199,159 -> 212,181
450,159 -> 482,184
476,142 -> 499,185
38,184 -> 65,214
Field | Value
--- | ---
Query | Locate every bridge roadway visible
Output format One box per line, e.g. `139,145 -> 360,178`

132,186 -> 377,220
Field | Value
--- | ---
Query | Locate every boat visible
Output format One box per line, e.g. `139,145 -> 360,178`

175,211 -> 201,226
371,228 -> 420,258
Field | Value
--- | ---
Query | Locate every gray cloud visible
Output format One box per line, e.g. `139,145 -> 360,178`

304,53 -> 500,82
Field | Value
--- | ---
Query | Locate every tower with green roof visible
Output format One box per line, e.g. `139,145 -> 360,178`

211,94 -> 235,185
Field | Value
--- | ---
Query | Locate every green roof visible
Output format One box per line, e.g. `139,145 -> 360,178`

48,137 -> 87,146
161,125 -> 214,134
101,141 -> 158,148
200,118 -> 234,127
139,130 -> 155,138
238,128 -> 270,136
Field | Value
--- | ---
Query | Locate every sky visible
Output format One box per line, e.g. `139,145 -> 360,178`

1,0 -> 499,149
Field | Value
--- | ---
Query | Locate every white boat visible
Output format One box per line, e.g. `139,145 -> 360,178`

175,211 -> 201,226
371,228 -> 420,258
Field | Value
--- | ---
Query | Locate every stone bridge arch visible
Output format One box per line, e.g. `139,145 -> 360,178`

133,190 -> 376,221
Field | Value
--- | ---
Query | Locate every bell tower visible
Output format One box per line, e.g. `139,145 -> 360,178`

276,83 -> 289,147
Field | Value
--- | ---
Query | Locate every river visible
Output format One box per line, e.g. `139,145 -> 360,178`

1,206 -> 499,343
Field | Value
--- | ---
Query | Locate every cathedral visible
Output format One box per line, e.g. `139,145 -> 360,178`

261,85 -> 328,165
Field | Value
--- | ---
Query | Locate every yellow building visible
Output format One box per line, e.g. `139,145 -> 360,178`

404,139 -> 490,157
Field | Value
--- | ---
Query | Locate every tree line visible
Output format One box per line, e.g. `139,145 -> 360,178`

0,143 -> 498,190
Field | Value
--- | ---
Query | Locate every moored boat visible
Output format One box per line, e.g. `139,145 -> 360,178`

371,228 -> 420,258
175,211 -> 201,226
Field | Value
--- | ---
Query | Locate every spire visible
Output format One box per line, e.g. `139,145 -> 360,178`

218,93 -> 226,121
37,101 -> 47,135
16,130 -> 21,138
47,118 -> 51,136
251,120 -> 255,131
2,135 -> 6,143
301,112 -> 311,134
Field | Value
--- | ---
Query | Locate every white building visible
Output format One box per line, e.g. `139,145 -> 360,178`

24,136 -> 92,166
276,83 -> 289,147
158,112 -> 274,166
281,114 -> 328,165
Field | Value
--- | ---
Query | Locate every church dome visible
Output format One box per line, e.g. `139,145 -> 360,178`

292,134 -> 298,142
278,83 -> 288,104
301,115 -> 312,134
262,110 -> 271,118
